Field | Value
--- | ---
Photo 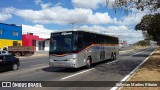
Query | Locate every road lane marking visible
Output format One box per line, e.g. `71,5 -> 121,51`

110,47 -> 157,90
133,51 -> 144,55
61,60 -> 118,80
120,49 -> 147,60
61,68 -> 95,80
106,60 -> 117,64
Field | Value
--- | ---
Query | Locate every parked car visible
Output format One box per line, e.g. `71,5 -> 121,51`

0,55 -> 20,71
0,50 -> 9,55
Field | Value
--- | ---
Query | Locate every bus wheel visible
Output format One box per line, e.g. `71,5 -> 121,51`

114,53 -> 117,60
111,53 -> 115,60
86,57 -> 92,69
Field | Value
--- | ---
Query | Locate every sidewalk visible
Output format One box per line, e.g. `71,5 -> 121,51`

120,46 -> 160,90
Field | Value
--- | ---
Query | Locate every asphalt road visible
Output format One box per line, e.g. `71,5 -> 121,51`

0,46 -> 157,90
19,56 -> 49,69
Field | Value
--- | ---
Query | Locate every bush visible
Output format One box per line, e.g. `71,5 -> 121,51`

134,40 -> 150,46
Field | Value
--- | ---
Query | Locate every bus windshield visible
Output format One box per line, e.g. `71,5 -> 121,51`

49,32 -> 77,54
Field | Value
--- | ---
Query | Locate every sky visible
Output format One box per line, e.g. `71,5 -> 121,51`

0,0 -> 150,44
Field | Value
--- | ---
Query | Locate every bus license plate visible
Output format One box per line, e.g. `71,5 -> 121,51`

57,62 -> 64,66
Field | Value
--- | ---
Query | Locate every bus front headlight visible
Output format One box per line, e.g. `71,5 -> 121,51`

68,58 -> 76,61
50,58 -> 53,61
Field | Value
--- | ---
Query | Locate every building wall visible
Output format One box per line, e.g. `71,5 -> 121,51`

0,23 -> 22,49
0,39 -> 22,48
22,34 -> 44,51
22,25 -> 53,51
44,40 -> 50,51
22,34 -> 39,46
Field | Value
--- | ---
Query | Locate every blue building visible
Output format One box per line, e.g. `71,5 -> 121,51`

0,23 -> 22,49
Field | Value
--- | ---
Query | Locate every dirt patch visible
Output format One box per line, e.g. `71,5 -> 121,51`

121,46 -> 160,90
134,46 -> 147,50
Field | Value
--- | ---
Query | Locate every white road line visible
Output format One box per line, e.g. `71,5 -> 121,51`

61,68 -> 95,80
133,51 -> 144,55
30,63 -> 45,67
107,60 -> 117,64
110,47 -> 157,90
61,60 -> 118,80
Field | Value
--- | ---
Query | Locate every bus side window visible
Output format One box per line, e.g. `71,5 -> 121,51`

92,35 -> 97,44
78,37 -> 82,48
83,32 -> 92,46
77,31 -> 83,49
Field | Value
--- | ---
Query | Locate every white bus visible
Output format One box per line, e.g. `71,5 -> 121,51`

49,30 -> 119,68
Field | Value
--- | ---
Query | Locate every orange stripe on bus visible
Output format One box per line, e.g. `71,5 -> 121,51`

50,44 -> 118,57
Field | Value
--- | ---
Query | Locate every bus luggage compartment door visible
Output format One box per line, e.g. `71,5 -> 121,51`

100,51 -> 105,60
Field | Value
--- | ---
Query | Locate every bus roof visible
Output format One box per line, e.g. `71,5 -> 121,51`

51,29 -> 118,38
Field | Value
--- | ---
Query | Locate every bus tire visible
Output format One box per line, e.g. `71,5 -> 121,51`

86,57 -> 92,69
111,53 -> 115,60
114,52 -> 117,60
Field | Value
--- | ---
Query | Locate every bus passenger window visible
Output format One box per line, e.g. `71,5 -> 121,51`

78,37 -> 83,48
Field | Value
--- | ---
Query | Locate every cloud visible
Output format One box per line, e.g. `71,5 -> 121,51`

34,0 -> 42,5
0,13 -> 12,21
14,6 -> 113,25
72,0 -> 105,9
33,24 -> 45,28
0,7 -> 15,21
22,24 -> 54,38
72,0 -> 116,9
79,25 -> 143,44
34,0 -> 52,9
40,3 -> 52,9
114,8 -> 151,26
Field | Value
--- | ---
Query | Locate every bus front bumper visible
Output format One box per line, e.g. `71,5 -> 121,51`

49,60 -> 78,68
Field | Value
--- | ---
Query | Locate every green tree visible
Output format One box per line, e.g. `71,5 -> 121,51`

106,0 -> 160,11
106,0 -> 160,43
142,31 -> 153,41
134,40 -> 150,46
135,14 -> 160,42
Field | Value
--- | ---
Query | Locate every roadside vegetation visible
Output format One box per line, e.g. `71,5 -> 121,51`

134,40 -> 150,46
106,1 -> 160,90
133,40 -> 149,50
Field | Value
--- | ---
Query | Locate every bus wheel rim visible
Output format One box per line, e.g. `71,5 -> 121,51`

87,60 -> 91,66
